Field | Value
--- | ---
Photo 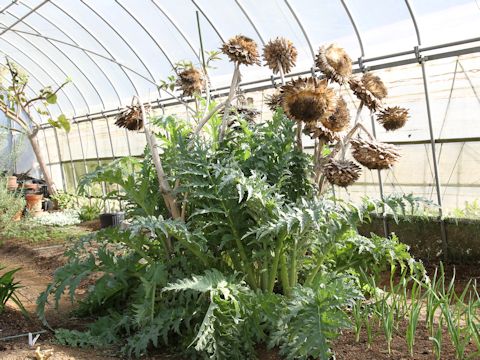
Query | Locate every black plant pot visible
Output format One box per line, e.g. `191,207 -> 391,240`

99,212 -> 125,229
42,199 -> 54,211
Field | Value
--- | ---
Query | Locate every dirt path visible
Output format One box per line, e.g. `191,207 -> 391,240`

0,240 -> 120,360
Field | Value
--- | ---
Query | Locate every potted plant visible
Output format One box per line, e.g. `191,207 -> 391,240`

25,192 -> 43,214
6,176 -> 18,191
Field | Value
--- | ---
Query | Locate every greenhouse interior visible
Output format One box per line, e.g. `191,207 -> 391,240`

0,0 -> 480,359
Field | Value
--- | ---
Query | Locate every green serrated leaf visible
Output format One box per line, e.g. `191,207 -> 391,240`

46,93 -> 57,104
57,114 -> 70,133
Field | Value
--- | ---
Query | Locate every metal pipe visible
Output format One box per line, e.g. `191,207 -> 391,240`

0,50 -> 63,116
0,330 -> 47,342
369,113 -> 389,237
49,1 -> 134,103
64,128 -> 78,191
150,0 -> 201,60
52,127 -> 67,192
87,115 -> 107,199
422,36 -> 480,52
340,0 -> 365,57
0,0 -> 19,15
420,59 -> 448,259
234,0 -> 265,45
0,26 -> 155,85
0,17 -> 78,113
114,0 -> 175,69
405,0 -> 422,46
191,0 -> 225,43
0,0 -> 49,36
80,0 -> 156,83
41,44 -> 480,129
284,0 -> 316,61
40,129 -> 53,183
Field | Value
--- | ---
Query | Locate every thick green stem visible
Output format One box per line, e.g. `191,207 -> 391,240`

305,260 -> 324,287
289,242 -> 298,288
268,234 -> 286,292
225,212 -> 257,289
261,270 -> 269,292
280,252 -> 291,296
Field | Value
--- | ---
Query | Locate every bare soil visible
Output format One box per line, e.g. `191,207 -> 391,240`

333,321 -> 478,360
1,237 -> 480,359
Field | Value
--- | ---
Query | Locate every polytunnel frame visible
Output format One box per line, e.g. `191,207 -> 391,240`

0,0 -> 479,260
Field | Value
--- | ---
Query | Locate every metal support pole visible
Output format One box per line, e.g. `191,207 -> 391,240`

369,113 -> 390,237
40,129 -> 53,184
420,59 -> 449,260
65,130 -> 78,192
52,127 -> 67,192
74,120 -> 91,205
103,113 -> 123,211
88,116 -> 107,200
284,0 -> 316,62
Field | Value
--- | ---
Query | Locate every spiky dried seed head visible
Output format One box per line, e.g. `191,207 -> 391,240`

324,159 -> 361,187
282,77 -> 336,123
265,91 -> 284,112
351,138 -> 400,170
221,35 -> 260,66
321,97 -> 350,132
362,72 -> 387,100
115,105 -> 143,131
377,106 -> 409,131
176,67 -> 205,97
315,44 -> 352,84
263,37 -> 298,74
303,122 -> 339,143
349,77 -> 382,112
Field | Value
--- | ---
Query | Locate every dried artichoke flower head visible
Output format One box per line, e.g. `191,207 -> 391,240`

324,159 -> 362,187
263,37 -> 298,74
115,105 -> 143,131
221,35 -> 260,66
282,77 -> 336,124
321,96 -> 350,132
315,44 -> 353,84
377,106 -> 409,131
176,66 -> 205,97
351,138 -> 401,170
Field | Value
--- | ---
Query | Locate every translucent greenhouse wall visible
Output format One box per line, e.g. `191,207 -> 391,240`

32,52 -> 480,215
0,0 -> 478,217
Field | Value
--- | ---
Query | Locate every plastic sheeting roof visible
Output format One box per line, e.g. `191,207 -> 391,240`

0,0 -> 479,120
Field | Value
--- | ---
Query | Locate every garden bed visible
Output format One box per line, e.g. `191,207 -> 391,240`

1,239 -> 480,359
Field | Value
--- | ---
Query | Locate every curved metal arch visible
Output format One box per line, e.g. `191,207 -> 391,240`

80,0 -> 156,83
0,15 -> 80,114
17,1 -> 121,108
100,111 -> 116,160
405,0 -> 422,46
0,51 -> 63,117
0,0 -> 49,36
49,1 -> 139,104
150,0 -> 201,62
339,0 -> 365,58
6,7 -> 104,111
191,0 -> 225,43
234,0 -> 265,45
283,0 -> 316,62
0,37 -> 74,115
114,0 -> 175,71
0,58 -> 71,190
3,10 -> 94,114
0,1 -> 19,15
0,26 -> 156,85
